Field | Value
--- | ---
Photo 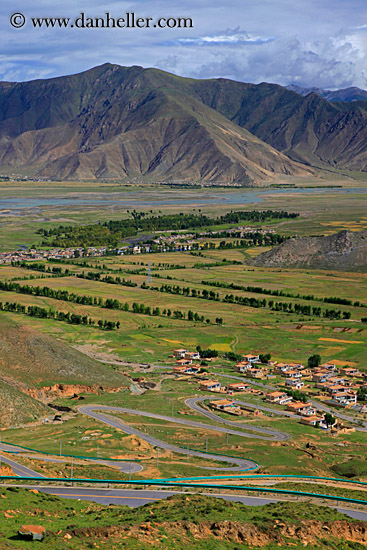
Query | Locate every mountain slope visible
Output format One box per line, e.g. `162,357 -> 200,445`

251,230 -> 367,271
0,64 -> 313,183
191,79 -> 367,171
0,379 -> 49,428
2,64 -> 367,180
0,314 -> 126,388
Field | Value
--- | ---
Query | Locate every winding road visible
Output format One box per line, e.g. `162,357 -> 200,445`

185,397 -> 289,440
79,405 -> 259,471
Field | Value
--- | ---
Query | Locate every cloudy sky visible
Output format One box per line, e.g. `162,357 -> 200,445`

1,0 -> 367,89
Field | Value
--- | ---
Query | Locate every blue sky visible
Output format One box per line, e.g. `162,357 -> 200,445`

1,0 -> 367,89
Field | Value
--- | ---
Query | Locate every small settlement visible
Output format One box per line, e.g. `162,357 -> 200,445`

170,348 -> 367,430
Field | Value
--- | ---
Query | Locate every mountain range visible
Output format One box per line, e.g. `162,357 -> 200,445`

1,64 -> 367,183
286,85 -> 367,102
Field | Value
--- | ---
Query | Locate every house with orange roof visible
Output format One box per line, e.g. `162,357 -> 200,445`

246,367 -> 267,379
228,382 -> 251,392
236,362 -> 252,373
199,380 -> 222,392
173,365 -> 200,375
287,402 -> 317,416
184,351 -> 200,361
266,391 -> 292,404
242,353 -> 260,363
300,415 -> 323,427
332,392 -> 357,406
175,358 -> 192,366
285,378 -> 304,389
210,399 -> 236,410
326,385 -> 348,395
173,349 -> 187,358
340,367 -> 361,377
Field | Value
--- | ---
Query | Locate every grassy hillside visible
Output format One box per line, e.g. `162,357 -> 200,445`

0,490 -> 365,549
0,379 -> 50,427
0,314 -> 127,388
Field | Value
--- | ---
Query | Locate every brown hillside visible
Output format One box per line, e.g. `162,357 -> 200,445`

0,379 -> 49,428
0,64 -> 313,183
0,314 -> 126,388
251,230 -> 367,271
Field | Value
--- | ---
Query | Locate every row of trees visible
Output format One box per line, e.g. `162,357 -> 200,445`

223,293 -> 350,319
76,271 -> 138,288
202,279 -> 366,309
0,280 -> 217,325
0,301 -> 119,330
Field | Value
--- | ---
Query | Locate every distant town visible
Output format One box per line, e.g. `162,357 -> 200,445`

0,225 -> 276,264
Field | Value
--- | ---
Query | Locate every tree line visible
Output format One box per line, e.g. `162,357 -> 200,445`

149,282 -> 350,320
0,301 -> 119,330
0,280 -> 217,325
5,266 -> 353,321
201,280 -> 365,309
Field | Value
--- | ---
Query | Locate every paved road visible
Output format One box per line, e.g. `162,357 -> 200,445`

0,452 -> 44,478
185,397 -> 290,440
5,484 -> 367,521
0,444 -> 142,476
79,405 -> 258,471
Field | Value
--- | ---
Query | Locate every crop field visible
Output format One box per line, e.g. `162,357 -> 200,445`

1,246 -> 367,366
1,179 -> 367,490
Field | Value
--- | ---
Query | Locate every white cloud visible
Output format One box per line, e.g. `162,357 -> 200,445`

0,0 -> 366,89
170,28 -> 274,46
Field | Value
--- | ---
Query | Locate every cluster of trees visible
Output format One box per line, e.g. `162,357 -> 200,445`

196,346 -> 219,359
154,283 -> 220,301
11,261 -> 70,276
0,301 -> 118,330
357,386 -> 367,402
38,209 -> 299,247
217,233 -> 287,249
202,280 -> 365,309
308,354 -> 321,369
286,389 -> 309,402
225,352 -> 243,362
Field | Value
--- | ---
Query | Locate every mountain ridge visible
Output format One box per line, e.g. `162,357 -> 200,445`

1,64 -> 367,182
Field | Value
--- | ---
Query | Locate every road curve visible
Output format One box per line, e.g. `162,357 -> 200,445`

79,405 -> 258,471
185,397 -> 289,440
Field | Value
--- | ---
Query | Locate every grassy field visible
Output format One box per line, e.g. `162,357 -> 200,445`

1,251 -> 367,368
1,177 -> 367,251
2,373 -> 367,481
1,179 -> 367,489
0,489 -> 362,549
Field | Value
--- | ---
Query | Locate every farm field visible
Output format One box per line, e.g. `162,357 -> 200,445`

0,179 -> 367,503
1,247 -> 367,366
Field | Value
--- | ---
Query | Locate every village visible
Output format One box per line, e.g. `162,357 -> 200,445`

171,347 -> 367,430
0,225 -> 274,264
